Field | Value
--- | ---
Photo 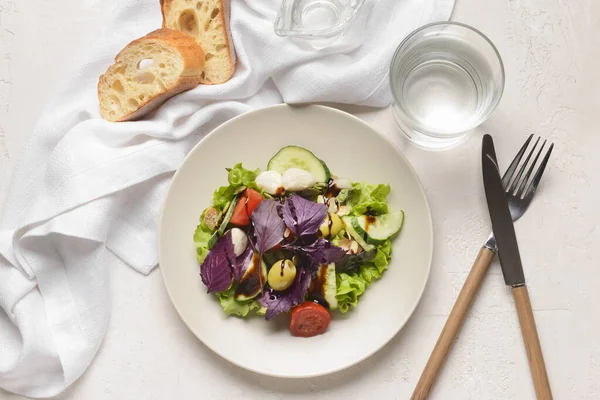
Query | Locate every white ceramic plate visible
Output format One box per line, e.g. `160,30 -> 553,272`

159,104 -> 433,378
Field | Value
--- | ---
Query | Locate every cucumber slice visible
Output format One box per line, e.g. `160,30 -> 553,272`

208,195 -> 239,249
267,146 -> 330,182
217,196 -> 238,236
308,263 -> 338,309
341,216 -> 375,252
352,211 -> 404,245
322,263 -> 338,310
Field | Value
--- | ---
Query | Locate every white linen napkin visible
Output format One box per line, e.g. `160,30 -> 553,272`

0,0 -> 454,397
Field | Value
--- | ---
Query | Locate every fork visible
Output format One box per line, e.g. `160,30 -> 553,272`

411,135 -> 554,400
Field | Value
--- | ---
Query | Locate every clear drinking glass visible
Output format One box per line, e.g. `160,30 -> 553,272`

274,0 -> 365,47
390,22 -> 505,150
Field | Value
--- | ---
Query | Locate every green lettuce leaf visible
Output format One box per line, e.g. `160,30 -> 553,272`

217,287 -> 265,317
335,273 -> 367,313
194,209 -> 217,264
212,185 -> 238,210
336,188 -> 350,204
212,163 -> 261,209
345,182 -> 391,216
335,239 -> 392,312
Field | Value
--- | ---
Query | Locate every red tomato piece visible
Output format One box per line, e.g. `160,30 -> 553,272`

289,302 -> 331,337
230,200 -> 249,226
229,188 -> 264,226
244,188 -> 263,215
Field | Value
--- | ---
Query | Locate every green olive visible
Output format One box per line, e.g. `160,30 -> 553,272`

319,213 -> 342,238
268,259 -> 297,291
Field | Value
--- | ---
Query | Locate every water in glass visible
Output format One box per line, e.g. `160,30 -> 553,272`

390,23 -> 504,149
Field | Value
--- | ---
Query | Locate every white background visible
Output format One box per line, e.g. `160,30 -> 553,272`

1,0 -> 599,399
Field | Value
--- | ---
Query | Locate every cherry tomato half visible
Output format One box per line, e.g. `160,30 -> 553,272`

289,302 -> 331,337
229,188 -> 263,226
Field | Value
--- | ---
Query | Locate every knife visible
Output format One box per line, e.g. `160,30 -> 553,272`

482,134 -> 553,400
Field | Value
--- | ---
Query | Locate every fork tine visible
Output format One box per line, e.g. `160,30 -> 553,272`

523,142 -> 554,199
517,140 -> 546,196
502,134 -> 533,188
508,136 -> 540,194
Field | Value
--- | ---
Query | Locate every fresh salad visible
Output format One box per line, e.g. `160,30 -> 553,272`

194,146 -> 404,337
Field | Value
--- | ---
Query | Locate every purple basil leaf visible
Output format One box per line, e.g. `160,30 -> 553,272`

336,249 -> 377,274
251,199 -> 285,253
283,239 -> 346,266
233,246 -> 253,281
260,268 -> 312,320
283,194 -> 327,239
200,232 -> 235,292
301,238 -> 347,265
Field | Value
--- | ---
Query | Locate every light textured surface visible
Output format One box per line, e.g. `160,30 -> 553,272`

0,1 -> 598,400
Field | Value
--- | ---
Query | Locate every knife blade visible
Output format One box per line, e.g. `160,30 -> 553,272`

481,134 -> 525,287
481,134 -> 553,399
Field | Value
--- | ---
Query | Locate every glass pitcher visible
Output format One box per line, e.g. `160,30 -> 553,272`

274,0 -> 366,43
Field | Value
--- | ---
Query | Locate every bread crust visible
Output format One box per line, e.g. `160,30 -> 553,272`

160,0 -> 236,84
98,29 -> 205,122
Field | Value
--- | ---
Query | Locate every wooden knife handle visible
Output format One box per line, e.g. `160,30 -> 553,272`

512,285 -> 553,400
411,247 -> 495,400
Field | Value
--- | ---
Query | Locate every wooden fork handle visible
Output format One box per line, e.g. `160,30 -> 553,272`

512,285 -> 553,400
411,247 -> 495,400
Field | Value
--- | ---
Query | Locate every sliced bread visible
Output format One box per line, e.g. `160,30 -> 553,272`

98,29 -> 205,122
161,0 -> 236,84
